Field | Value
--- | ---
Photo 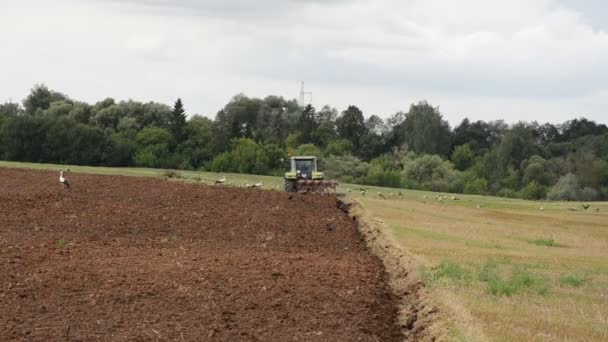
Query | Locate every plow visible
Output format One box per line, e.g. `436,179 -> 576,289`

284,156 -> 338,193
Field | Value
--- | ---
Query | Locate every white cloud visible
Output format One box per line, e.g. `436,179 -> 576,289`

0,0 -> 607,125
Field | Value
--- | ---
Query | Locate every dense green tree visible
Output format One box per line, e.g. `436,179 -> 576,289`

169,98 -> 187,143
104,132 -> 137,166
521,181 -> 547,200
558,118 -> 608,142
325,139 -> 353,157
401,154 -> 459,192
452,118 -> 506,155
298,104 -> 317,144
0,115 -> 47,162
324,154 -> 370,184
134,127 -> 175,168
547,173 -> 598,201
23,84 -> 67,115
313,106 -> 338,146
336,105 -> 366,147
43,117 -> 106,165
451,144 -> 475,171
177,115 -> 214,169
395,101 -> 451,157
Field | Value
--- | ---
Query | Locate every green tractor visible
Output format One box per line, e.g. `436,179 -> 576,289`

284,156 -> 337,193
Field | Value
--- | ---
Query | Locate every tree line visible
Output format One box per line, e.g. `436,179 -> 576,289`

1,84 -> 607,201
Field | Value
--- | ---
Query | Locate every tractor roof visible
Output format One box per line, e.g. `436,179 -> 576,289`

290,156 -> 317,160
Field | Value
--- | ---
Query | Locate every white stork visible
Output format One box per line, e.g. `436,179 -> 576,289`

250,181 -> 263,188
215,176 -> 226,185
59,170 -> 70,189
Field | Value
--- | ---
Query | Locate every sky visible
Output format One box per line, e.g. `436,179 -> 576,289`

1,0 -> 607,126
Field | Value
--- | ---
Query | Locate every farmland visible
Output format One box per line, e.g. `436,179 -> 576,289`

1,161 -> 607,341
0,167 -> 404,341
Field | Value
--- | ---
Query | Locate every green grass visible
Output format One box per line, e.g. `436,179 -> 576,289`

424,261 -> 472,285
530,238 -> 564,247
56,238 -> 68,248
484,267 -> 550,296
559,274 -> 588,287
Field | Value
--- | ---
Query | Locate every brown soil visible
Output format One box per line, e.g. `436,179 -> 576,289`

0,168 -> 403,341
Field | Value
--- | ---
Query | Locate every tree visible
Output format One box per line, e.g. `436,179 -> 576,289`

297,104 -> 317,144
23,84 -> 67,115
451,144 -> 475,171
169,98 -> 187,143
336,105 -> 366,147
210,138 -> 271,175
401,154 -> 459,192
0,115 -> 47,162
521,181 -> 547,200
522,155 -> 547,185
324,155 -> 370,184
313,106 -> 338,146
325,139 -> 354,157
134,127 -> 175,168
452,118 -> 507,155
177,115 -> 214,169
395,101 -> 451,157
558,118 -> 608,142
104,132 -> 137,166
493,122 -> 541,181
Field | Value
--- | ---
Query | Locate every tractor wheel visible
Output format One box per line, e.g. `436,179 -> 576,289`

284,179 -> 297,192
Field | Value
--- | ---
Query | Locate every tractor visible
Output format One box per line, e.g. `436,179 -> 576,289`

284,156 -> 337,193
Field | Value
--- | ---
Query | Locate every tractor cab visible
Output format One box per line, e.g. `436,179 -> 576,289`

290,156 -> 318,180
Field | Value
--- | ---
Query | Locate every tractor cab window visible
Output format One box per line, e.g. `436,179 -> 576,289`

294,159 -> 315,177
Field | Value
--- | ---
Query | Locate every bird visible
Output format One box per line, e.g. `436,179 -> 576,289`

249,181 -> 263,188
398,192 -> 404,196
540,206 -> 544,211
59,170 -> 70,189
477,203 -> 485,209
346,188 -> 351,193
582,204 -> 590,210
215,176 -> 226,185
378,193 -> 386,199
389,193 -> 395,197
361,190 -> 366,195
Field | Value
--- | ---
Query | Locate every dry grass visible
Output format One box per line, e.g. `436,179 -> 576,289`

350,188 -> 608,341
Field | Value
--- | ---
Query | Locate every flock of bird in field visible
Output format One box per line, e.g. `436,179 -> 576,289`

55,170 -> 598,212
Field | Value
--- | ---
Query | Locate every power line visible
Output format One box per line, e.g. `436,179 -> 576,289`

299,81 -> 312,107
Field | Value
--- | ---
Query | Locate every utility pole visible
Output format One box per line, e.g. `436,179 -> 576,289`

299,81 -> 312,107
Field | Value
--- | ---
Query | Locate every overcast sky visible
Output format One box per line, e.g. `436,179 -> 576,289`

1,0 -> 607,125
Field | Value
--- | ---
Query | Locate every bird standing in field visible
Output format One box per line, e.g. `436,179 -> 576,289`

249,181 -> 263,188
59,170 -> 70,189
215,176 -> 226,185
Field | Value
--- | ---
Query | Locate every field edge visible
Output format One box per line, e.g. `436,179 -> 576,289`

351,202 -> 488,342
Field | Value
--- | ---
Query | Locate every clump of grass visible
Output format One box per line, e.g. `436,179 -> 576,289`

530,238 -> 563,247
484,267 -> 550,296
559,274 -> 588,287
424,261 -> 472,285
163,170 -> 182,179
56,238 -> 69,248
478,259 -> 498,282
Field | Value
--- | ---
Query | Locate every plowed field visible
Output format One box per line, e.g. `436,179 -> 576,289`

0,168 -> 402,341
